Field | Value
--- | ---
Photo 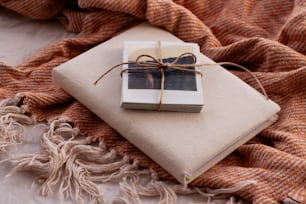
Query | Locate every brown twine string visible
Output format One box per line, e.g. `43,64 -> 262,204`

94,41 -> 269,111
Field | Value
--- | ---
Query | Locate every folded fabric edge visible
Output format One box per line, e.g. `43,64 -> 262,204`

0,95 -> 254,204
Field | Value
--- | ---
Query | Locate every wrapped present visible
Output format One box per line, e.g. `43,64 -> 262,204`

53,23 -> 280,186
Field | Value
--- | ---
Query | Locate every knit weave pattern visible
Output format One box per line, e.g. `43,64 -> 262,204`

0,1 -> 305,203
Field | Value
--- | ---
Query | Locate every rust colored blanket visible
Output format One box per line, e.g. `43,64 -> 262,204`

0,0 -> 305,204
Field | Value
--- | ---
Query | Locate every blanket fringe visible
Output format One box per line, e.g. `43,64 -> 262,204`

0,97 -> 33,153
6,117 -> 135,204
0,97 -> 252,204
115,171 -> 254,204
195,183 -> 253,204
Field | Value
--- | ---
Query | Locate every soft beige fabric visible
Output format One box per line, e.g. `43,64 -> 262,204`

0,8 -> 75,66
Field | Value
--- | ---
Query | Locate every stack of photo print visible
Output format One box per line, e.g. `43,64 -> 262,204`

120,41 -> 204,112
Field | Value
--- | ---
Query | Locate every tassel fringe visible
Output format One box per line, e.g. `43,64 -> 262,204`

116,176 -> 254,204
0,97 -> 257,204
0,97 -> 33,153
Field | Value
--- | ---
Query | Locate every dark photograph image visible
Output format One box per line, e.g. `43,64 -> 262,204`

128,56 -> 197,91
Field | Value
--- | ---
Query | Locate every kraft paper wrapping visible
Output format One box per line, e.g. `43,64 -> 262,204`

53,23 -> 280,185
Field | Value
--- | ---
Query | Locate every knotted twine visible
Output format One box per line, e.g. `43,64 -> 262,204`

94,41 -> 269,110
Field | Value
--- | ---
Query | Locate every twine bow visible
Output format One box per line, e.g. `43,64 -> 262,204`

94,41 -> 269,111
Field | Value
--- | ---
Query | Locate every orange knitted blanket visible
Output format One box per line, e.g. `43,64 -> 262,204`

0,1 -> 305,204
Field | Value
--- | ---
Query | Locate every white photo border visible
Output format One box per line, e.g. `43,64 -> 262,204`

121,41 -> 204,106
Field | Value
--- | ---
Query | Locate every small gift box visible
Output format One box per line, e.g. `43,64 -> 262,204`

120,41 -> 204,112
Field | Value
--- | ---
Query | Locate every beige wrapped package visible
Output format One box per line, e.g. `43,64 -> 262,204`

52,23 -> 280,186
121,41 -> 204,112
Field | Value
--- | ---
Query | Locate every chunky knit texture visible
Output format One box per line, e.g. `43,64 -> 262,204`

0,1 -> 305,203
